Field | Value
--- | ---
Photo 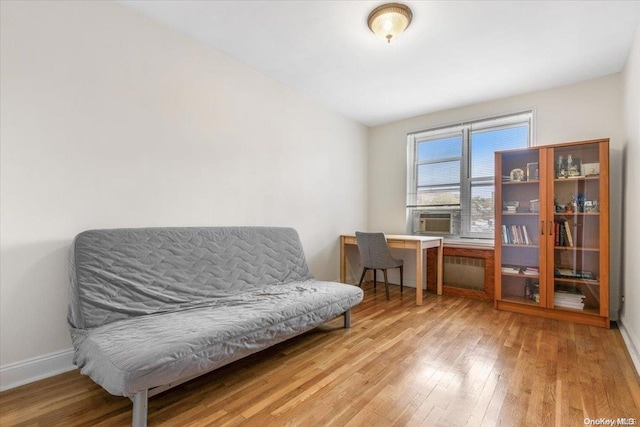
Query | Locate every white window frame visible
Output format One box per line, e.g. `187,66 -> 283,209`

407,111 -> 533,239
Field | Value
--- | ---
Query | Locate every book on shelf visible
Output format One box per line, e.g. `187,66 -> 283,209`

501,265 -> 539,276
554,268 -> 596,280
525,280 -> 540,302
554,301 -> 585,310
554,220 -> 574,247
556,221 -> 564,246
512,225 -> 520,244
554,290 -> 585,309
564,220 -> 574,247
502,224 -> 533,245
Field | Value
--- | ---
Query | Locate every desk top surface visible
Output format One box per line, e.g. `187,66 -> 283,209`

341,234 -> 443,243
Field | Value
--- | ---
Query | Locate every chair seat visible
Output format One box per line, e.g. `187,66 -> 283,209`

363,258 -> 403,270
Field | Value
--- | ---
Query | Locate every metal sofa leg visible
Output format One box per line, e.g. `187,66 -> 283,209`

343,309 -> 351,328
131,389 -> 148,427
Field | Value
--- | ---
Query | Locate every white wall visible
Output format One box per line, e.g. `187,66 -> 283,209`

621,23 -> 640,367
367,75 -> 624,319
0,0 -> 367,371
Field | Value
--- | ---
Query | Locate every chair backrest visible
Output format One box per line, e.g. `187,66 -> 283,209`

355,232 -> 398,269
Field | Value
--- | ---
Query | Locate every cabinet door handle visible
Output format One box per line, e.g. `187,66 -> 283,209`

549,221 -> 553,236
541,221 -> 544,235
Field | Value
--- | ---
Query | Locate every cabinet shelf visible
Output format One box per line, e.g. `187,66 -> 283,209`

554,212 -> 600,217
553,277 -> 600,286
495,138 -> 609,328
501,180 -> 539,185
501,296 -> 540,306
553,306 -> 601,316
554,176 -> 600,183
502,272 -> 539,279
554,246 -> 599,252
502,295 -> 600,316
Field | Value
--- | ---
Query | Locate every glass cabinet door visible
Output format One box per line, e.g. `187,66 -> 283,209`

547,143 -> 605,316
497,148 -> 545,307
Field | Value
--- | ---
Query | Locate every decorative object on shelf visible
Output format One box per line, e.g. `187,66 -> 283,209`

562,193 -> 575,213
529,199 -> 539,213
367,3 -> 413,43
526,162 -> 539,181
557,154 -> 582,178
576,193 -> 585,212
567,155 -> 581,177
510,168 -> 525,182
503,201 -> 519,212
584,200 -> 599,213
525,280 -> 540,302
582,162 -> 600,177
557,155 -> 566,178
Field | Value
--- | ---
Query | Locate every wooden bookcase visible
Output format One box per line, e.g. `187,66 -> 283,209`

494,138 -> 610,328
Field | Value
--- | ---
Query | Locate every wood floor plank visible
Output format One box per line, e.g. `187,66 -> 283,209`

1,283 -> 639,426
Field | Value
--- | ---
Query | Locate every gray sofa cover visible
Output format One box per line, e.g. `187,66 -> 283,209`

68,227 -> 363,426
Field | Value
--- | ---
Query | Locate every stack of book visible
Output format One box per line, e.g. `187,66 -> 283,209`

501,266 -> 539,276
501,224 -> 533,245
554,291 -> 585,310
554,268 -> 597,280
501,266 -> 521,274
554,220 -> 574,247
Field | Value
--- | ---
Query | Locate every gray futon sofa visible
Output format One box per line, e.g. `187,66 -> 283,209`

67,226 -> 363,426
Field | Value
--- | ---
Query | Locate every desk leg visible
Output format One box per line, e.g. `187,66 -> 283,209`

436,241 -> 443,295
340,236 -> 346,283
416,245 -> 423,305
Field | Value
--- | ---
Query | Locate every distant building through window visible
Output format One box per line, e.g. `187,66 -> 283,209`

407,111 -> 533,239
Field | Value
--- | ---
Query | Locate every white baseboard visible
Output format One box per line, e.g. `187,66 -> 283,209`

0,348 -> 76,392
618,316 -> 640,376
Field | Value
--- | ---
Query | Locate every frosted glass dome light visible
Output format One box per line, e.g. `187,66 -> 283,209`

367,3 -> 413,43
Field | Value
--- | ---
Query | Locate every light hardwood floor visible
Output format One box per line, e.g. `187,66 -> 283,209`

2,283 -> 639,426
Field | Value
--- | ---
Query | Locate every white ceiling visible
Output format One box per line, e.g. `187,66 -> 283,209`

121,1 -> 640,127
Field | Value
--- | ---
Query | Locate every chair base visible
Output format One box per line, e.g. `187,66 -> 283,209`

357,265 -> 403,300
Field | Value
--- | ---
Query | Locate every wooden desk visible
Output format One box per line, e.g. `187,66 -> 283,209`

340,234 -> 444,305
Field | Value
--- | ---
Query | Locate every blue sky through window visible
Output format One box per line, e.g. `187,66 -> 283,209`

471,125 -> 529,178
417,135 -> 461,162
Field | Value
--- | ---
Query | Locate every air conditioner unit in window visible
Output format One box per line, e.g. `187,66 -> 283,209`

411,210 -> 460,235
420,212 -> 452,234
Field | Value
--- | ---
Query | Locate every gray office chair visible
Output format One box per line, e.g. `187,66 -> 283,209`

355,232 -> 404,300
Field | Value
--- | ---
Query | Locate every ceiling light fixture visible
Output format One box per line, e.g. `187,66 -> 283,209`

367,3 -> 413,44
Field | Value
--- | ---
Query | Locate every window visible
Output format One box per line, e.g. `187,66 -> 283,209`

407,111 -> 532,239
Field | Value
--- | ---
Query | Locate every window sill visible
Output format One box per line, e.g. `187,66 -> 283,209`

444,237 -> 495,250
